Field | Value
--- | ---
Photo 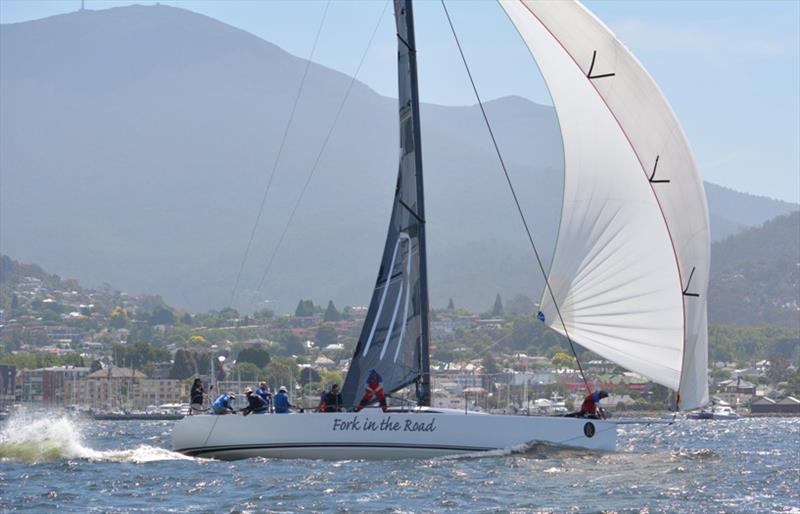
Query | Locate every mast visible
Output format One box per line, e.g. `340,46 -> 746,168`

396,0 -> 431,406
340,0 -> 431,409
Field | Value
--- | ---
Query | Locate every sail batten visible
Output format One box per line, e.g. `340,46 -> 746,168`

500,0 -> 710,410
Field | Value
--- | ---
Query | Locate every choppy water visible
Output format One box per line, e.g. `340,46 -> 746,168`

0,410 -> 798,513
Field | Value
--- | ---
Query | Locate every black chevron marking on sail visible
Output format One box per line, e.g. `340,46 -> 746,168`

682,266 -> 700,297
587,50 -> 615,80
649,155 -> 670,183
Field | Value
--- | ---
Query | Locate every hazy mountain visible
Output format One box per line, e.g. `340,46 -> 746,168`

709,212 -> 800,329
1,5 -> 797,313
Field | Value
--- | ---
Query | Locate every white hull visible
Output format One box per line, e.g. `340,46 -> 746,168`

171,409 -> 616,460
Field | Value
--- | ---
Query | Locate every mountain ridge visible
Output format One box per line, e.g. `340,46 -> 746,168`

1,5 -> 797,313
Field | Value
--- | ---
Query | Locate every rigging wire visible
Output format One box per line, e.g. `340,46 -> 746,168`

228,0 -> 333,309
254,0 -> 391,297
440,0 -> 592,396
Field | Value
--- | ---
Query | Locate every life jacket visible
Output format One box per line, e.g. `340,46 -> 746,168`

274,392 -> 290,413
255,387 -> 271,405
212,394 -> 231,414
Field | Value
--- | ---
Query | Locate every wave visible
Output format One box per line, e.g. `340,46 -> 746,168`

0,410 -> 193,463
433,440 -> 594,461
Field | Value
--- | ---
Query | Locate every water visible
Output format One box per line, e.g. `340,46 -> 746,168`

1,410 -> 798,513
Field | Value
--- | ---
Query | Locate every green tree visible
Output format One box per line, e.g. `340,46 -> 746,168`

170,349 -> 196,379
265,357 -> 299,390
324,301 -> 341,322
315,325 -> 337,347
295,299 -> 315,317
237,346 -> 271,368
233,362 -> 262,381
491,293 -> 504,317
282,334 -> 307,356
482,353 -> 500,375
300,367 -> 321,385
253,309 -> 274,322
149,307 -> 175,325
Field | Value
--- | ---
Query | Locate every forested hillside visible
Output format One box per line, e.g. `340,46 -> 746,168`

709,211 -> 800,329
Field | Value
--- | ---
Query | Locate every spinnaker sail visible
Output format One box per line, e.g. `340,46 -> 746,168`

499,0 -> 710,410
342,0 -> 431,409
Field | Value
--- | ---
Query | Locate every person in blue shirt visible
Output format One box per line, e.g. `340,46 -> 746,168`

273,386 -> 297,414
242,387 -> 269,416
212,392 -> 236,415
255,381 -> 272,413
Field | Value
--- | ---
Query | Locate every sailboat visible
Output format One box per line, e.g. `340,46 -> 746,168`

172,0 -> 709,459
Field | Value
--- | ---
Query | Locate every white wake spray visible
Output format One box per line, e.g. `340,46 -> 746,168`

0,410 -> 193,463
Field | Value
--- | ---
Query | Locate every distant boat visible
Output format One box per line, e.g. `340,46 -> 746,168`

173,0 -> 709,459
688,403 -> 740,420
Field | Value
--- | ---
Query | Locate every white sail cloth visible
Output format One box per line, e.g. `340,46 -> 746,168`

499,0 -> 709,409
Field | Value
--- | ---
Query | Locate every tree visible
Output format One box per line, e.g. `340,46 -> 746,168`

237,346 -> 271,368
506,294 -> 536,316
315,325 -> 337,347
551,351 -> 576,369
482,353 -> 500,375
109,307 -> 129,329
188,335 -> 207,346
180,313 -> 193,325
149,307 -> 175,326
170,349 -> 196,379
299,367 -> 321,385
295,299 -> 315,317
281,334 -> 306,356
253,308 -> 274,322
491,293 -> 504,317
447,298 -> 455,310
265,357 -> 299,390
233,362 -> 262,381
324,301 -> 341,322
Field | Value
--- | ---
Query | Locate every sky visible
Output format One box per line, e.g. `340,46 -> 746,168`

1,0 -> 798,203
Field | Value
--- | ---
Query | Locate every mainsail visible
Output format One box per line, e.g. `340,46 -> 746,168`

342,0 -> 431,409
499,0 -> 710,410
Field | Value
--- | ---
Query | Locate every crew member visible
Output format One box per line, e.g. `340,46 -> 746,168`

189,378 -> 205,414
324,383 -> 343,413
255,381 -> 272,413
242,387 -> 269,416
354,369 -> 387,413
273,386 -> 296,414
579,390 -> 609,419
212,392 -> 236,415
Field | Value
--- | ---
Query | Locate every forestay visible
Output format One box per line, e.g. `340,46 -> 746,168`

499,0 -> 710,409
342,0 -> 431,410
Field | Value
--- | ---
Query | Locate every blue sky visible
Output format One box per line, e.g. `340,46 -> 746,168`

2,0 -> 798,202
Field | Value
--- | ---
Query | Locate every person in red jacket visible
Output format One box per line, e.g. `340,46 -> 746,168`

354,369 -> 388,412
565,390 -> 609,419
580,390 -> 609,418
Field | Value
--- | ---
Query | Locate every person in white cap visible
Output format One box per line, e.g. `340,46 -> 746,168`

242,386 -> 269,416
273,385 -> 296,414
212,391 -> 236,415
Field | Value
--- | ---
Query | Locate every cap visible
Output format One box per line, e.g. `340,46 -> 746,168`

245,387 -> 253,394
279,386 -> 287,393
228,392 -> 236,399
